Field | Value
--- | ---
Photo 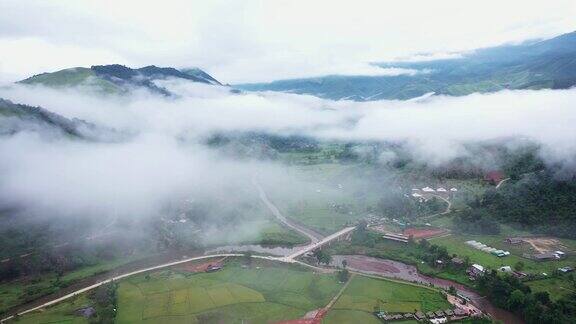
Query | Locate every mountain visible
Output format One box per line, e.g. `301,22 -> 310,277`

19,65 -> 222,95
0,98 -> 121,141
236,31 -> 576,101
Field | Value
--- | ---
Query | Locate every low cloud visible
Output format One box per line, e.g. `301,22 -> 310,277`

1,82 -> 575,233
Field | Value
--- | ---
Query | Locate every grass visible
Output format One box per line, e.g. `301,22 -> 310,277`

527,277 -> 576,301
115,260 -> 343,323
324,275 -> 449,323
333,276 -> 450,314
253,222 -> 308,246
0,256 -> 143,315
12,258 -> 457,324
430,234 -> 576,275
10,294 -> 91,324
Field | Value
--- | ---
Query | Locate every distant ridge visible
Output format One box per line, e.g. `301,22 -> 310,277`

236,31 -> 576,101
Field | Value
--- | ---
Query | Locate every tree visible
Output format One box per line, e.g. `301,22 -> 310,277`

243,252 -> 253,266
337,269 -> 350,282
509,289 -> 526,310
448,286 -> 457,295
313,249 -> 332,265
514,261 -> 525,272
341,259 -> 348,269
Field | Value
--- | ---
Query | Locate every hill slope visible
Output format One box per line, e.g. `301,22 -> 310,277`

0,98 -> 120,141
19,65 -> 222,95
237,31 -> 576,101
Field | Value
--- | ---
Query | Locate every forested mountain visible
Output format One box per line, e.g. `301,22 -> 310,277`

18,64 -> 222,95
237,31 -> 576,101
0,98 -> 121,141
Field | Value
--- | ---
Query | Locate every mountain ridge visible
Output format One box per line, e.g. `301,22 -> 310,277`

236,31 -> 576,101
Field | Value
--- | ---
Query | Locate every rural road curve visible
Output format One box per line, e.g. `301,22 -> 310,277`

254,180 -> 324,243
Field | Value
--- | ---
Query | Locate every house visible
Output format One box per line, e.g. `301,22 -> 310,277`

403,313 -> 415,319
484,171 -> 505,185
435,310 -> 446,317
430,318 -> 448,324
422,187 -> 435,192
505,237 -> 524,244
555,251 -> 566,258
206,264 -> 223,272
444,309 -> 454,316
454,308 -> 468,316
436,187 -> 447,192
499,266 -> 513,273
426,311 -> 436,318
533,252 -> 562,261
415,311 -> 426,320
467,264 -> 485,279
450,188 -> 458,192
452,257 -> 465,266
559,266 -> 574,273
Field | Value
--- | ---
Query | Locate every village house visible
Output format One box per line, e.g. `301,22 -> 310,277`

484,170 -> 505,185
504,237 -> 524,244
451,257 -> 465,267
467,264 -> 485,280
415,311 -> 426,321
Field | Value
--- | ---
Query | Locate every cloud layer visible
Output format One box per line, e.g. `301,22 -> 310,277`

1,0 -> 575,83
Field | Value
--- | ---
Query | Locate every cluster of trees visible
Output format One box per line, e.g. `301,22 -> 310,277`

476,271 -> 576,323
453,209 -> 501,235
466,172 -> 576,238
89,282 -> 118,323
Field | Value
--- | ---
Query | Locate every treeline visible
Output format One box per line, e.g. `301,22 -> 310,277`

477,270 -> 576,323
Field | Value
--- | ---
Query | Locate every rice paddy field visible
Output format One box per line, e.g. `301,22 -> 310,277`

11,259 -> 454,324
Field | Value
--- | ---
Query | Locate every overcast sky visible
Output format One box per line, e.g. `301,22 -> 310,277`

0,0 -> 575,83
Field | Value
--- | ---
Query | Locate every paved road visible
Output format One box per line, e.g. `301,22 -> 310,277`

280,226 -> 356,262
496,178 -> 511,189
254,180 -> 324,243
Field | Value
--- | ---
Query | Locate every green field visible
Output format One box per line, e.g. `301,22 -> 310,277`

430,234 -> 576,275
527,277 -> 576,301
115,261 -> 342,323
12,258 -> 457,324
271,163 -> 381,234
324,275 -> 450,323
332,275 -> 450,314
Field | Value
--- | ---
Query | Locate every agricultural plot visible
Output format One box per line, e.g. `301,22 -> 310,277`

330,275 -> 450,316
271,164 -> 381,234
115,261 -> 343,323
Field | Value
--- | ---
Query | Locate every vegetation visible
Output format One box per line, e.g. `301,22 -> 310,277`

237,31 -> 576,101
332,275 -> 450,314
477,270 -> 576,323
